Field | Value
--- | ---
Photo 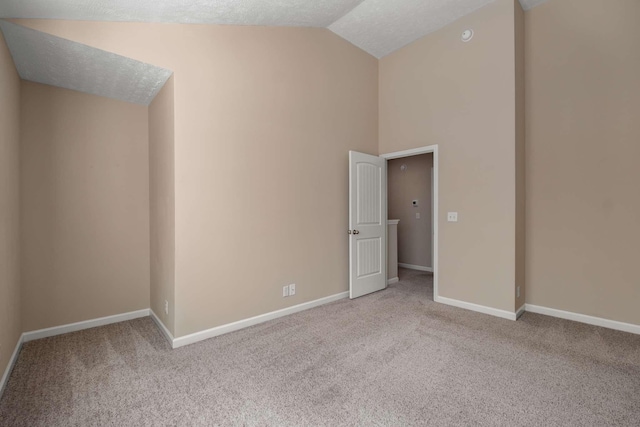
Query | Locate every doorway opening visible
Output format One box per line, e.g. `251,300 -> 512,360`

380,145 -> 439,301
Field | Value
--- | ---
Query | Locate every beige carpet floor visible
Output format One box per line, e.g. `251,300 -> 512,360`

1,268 -> 639,426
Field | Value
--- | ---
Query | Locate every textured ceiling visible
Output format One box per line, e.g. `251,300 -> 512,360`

520,0 -> 551,11
0,0 -> 365,27
330,0 -> 496,58
0,0 -> 550,58
0,21 -> 172,105
0,0 -> 550,104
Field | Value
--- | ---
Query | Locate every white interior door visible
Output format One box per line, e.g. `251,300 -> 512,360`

349,151 -> 387,299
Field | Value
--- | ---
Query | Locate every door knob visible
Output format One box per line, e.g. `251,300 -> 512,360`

353,230 -> 360,235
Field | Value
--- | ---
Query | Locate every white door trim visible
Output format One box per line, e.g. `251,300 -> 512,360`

380,145 -> 439,302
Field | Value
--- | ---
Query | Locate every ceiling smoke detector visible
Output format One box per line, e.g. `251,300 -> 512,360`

461,29 -> 474,42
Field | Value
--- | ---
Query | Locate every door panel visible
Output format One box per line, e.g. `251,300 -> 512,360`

357,237 -> 382,277
356,163 -> 381,225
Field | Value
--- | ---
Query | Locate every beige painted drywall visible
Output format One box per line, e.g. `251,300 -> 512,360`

0,30 -> 21,383
169,28 -> 377,337
20,82 -> 150,331
515,0 -> 525,310
388,154 -> 433,268
149,75 -> 175,335
380,0 -> 519,312
525,0 -> 640,325
13,21 -> 379,337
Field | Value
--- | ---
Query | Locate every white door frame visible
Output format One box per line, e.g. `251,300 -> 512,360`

380,145 -> 439,301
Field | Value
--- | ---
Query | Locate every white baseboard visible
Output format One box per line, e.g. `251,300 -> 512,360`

387,277 -> 399,285
22,309 -> 150,343
0,334 -> 24,398
525,304 -> 640,335
435,296 -> 517,321
8,296 -> 359,395
149,309 -> 175,347
516,304 -> 526,320
172,291 -> 349,349
398,263 -> 433,272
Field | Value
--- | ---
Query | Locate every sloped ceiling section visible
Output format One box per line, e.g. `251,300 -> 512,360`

0,21 -> 172,105
520,0 -> 551,10
330,0 -> 497,58
0,0 -> 365,27
0,0 -> 550,58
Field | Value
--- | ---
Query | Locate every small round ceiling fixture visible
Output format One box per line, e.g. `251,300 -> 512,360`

461,29 -> 474,42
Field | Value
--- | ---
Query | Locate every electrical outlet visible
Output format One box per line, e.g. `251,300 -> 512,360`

289,284 -> 296,296
283,285 -> 289,297
447,212 -> 458,222
516,286 -> 521,298
164,300 -> 169,315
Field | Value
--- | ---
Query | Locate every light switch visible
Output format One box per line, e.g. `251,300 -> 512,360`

447,212 -> 458,222
416,212 -> 420,219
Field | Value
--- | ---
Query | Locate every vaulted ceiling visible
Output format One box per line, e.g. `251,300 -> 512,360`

0,20 -> 172,105
0,0 -> 549,104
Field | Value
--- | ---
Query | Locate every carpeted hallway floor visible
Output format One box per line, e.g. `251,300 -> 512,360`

1,268 -> 639,426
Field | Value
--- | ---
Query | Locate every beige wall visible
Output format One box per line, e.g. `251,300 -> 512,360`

380,0 -> 518,312
515,0 -> 525,310
388,154 -> 433,268
13,21 -> 379,337
170,28 -> 377,337
20,82 -> 150,331
0,31 -> 21,383
525,0 -> 640,325
149,76 -> 175,335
